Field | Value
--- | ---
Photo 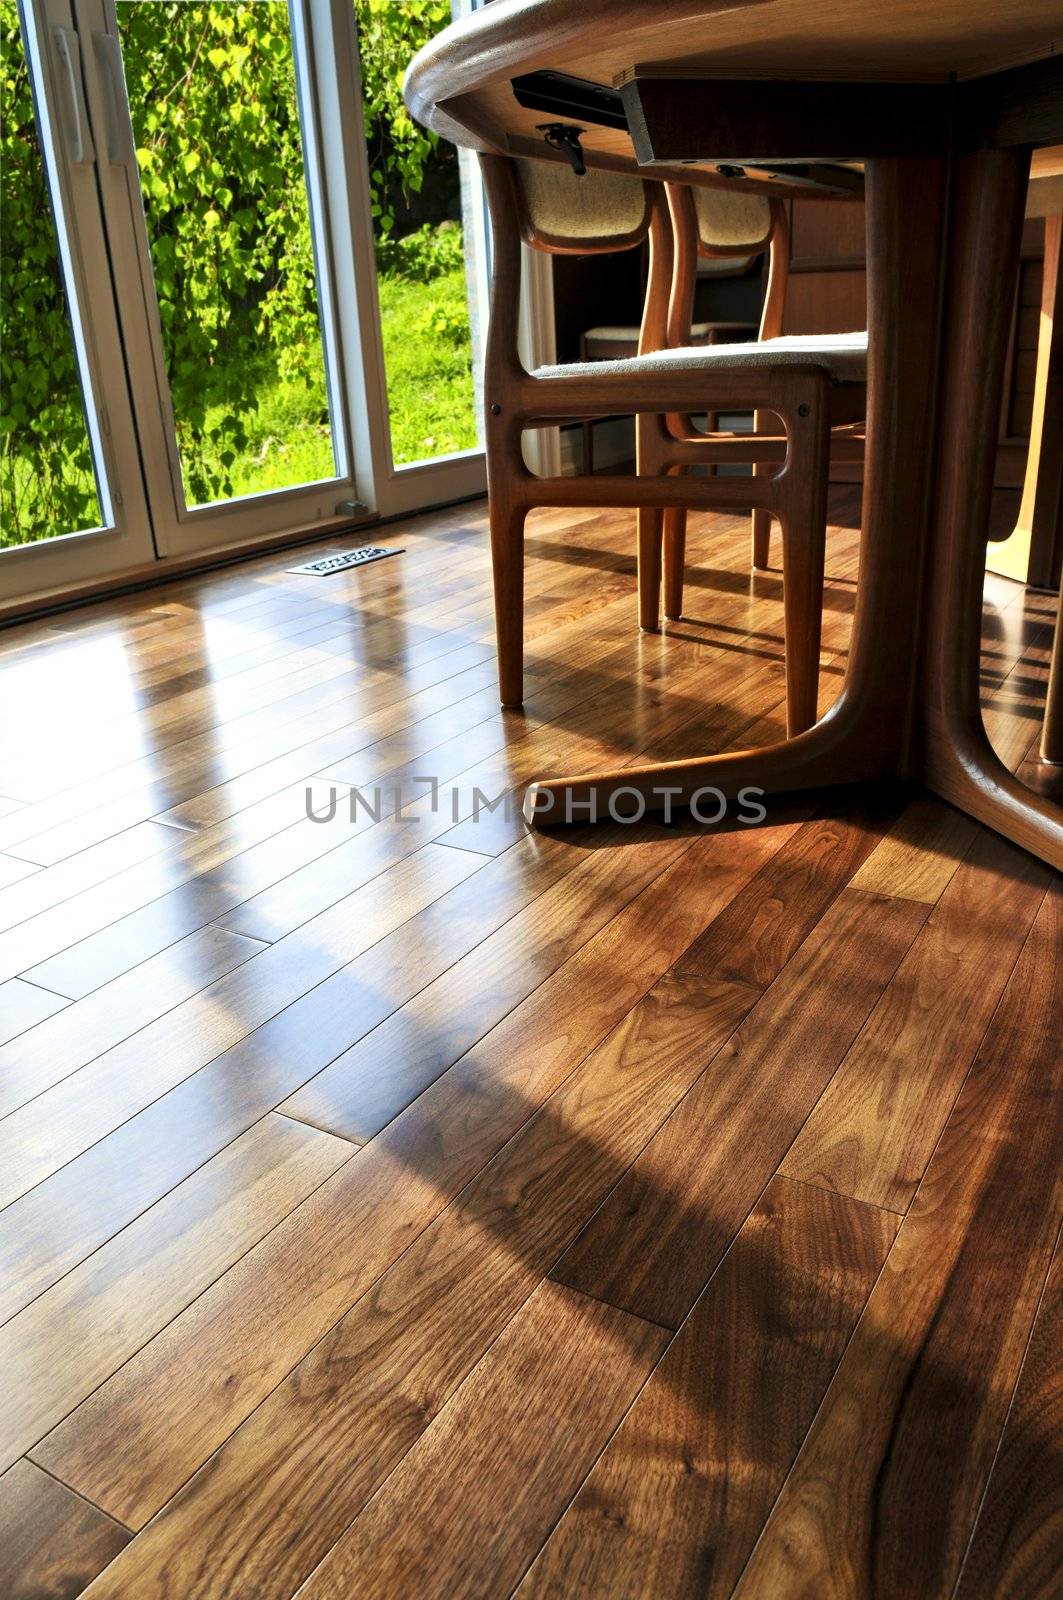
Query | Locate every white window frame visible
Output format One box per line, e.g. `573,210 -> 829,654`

1,0 -> 156,604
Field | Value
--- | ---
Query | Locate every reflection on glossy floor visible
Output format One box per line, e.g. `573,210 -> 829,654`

0,490 -> 1059,1599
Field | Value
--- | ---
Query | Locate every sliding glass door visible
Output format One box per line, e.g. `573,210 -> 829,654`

1,0 -> 487,605
76,0 -> 358,555
1,0 -> 155,597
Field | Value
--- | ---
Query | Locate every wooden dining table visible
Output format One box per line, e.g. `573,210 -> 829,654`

405,0 -> 1063,871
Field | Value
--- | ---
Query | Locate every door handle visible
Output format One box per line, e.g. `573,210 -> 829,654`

52,27 -> 93,165
92,32 -> 136,166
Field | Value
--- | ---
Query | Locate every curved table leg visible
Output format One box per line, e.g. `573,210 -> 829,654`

1042,593 -> 1062,764
914,147 -> 1063,869
528,158 -> 951,833
985,211 -> 1062,590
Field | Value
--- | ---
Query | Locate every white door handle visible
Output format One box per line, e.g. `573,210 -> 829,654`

92,32 -> 136,166
52,27 -> 93,165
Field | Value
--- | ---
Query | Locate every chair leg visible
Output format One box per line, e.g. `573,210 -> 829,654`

637,506 -> 664,631
752,508 -> 772,569
663,507 -> 687,620
490,500 -> 527,707
779,506 -> 826,736
751,405 -> 773,569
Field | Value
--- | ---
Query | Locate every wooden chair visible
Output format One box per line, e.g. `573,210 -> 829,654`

577,232 -> 763,472
650,181 -> 868,623
479,153 -> 867,733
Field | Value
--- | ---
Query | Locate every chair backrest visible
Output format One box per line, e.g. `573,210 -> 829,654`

511,157 -> 654,255
666,180 -> 788,347
690,184 -> 774,257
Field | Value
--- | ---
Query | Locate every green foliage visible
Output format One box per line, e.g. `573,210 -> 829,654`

378,265 -> 475,461
117,0 -> 329,505
0,0 -> 101,545
1,0 -> 474,546
375,217 -> 465,280
355,0 -> 451,238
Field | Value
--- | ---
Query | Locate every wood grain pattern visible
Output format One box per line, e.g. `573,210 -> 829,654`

781,827 -> 1050,1211
522,1178 -> 896,1600
0,924 -> 264,1117
674,800 -> 898,989
847,793 -> 980,902
736,882 -> 1062,1600
954,1232 -> 1063,1600
0,822 -> 682,1322
279,810 -> 799,1143
38,956 -> 752,1534
0,842 -> 480,1209
553,887 -> 928,1329
0,483 -> 1055,1599
292,1281 -> 668,1600
55,971 -> 753,1588
0,1460 -> 128,1600
1,1114 -> 351,1471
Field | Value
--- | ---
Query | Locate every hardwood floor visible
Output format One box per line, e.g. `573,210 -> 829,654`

0,489 -> 1058,1599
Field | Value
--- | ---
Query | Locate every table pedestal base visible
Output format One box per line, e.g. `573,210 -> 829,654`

526,152 -> 1063,871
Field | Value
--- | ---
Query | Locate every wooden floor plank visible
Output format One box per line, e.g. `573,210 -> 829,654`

780,828 -> 1050,1212
735,883 -> 1062,1600
279,808 -> 803,1146
29,832 -> 731,1527
673,801 -> 899,990
0,977 -> 68,1049
0,841 -> 480,1209
0,493 -> 1055,1600
0,820 -> 683,1320
521,1178 -> 897,1600
552,887 -> 928,1330
0,925 -> 265,1118
0,821 -> 194,939
0,1459 -> 129,1600
847,794 -> 980,903
49,970 -> 756,1592
9,622 -> 687,992
2,1114 -> 351,1470
292,1281 -> 668,1600
953,1230 -> 1063,1600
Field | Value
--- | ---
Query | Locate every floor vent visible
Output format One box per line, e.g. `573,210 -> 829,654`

287,545 -> 403,576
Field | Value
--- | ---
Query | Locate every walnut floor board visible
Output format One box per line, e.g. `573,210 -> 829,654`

32,837 -> 749,1529
522,1178 -> 897,1600
0,822 -> 682,1322
0,842 -> 481,1209
736,883 -> 1062,1600
953,1228 -> 1063,1600
0,925 -> 264,1117
780,826 -> 1051,1211
3,1114 -> 351,1468
552,887 -> 928,1330
291,1281 -> 668,1600
0,1459 -> 129,1600
0,490 -> 1056,1600
52,971 -> 758,1592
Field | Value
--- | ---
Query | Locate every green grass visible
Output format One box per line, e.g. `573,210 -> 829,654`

196,263 -> 477,496
2,257 -> 477,543
378,265 -> 477,463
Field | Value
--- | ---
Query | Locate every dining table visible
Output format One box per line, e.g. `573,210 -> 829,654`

404,0 -> 1063,871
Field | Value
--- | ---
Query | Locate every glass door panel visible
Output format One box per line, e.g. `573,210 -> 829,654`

1,0 -> 101,544
113,0 -> 343,509
0,0 -> 154,595
353,0 -> 481,467
80,0 -> 357,556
